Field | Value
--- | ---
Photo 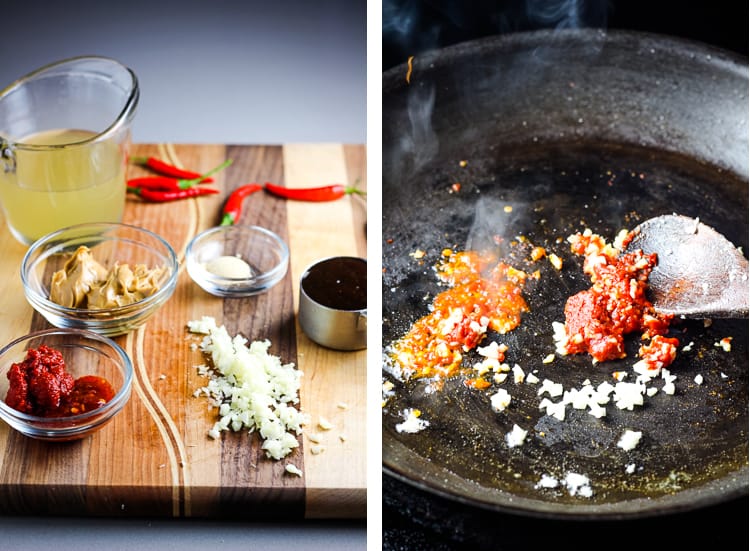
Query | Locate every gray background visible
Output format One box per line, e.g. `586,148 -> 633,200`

0,0 -> 366,144
0,0 -> 367,549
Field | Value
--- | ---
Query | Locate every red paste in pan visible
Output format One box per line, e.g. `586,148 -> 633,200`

389,228 -> 678,386
559,229 -> 678,370
390,249 -> 530,380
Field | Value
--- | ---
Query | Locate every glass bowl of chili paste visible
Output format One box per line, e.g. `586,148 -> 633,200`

21,222 -> 178,337
0,328 -> 132,441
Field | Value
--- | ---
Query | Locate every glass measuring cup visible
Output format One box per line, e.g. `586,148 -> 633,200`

0,56 -> 139,245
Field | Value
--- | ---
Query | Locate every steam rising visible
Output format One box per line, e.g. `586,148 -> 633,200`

527,0 -> 585,27
384,0 -> 609,64
466,198 -> 532,257
526,0 -> 607,29
404,82 -> 438,173
385,1 -> 610,193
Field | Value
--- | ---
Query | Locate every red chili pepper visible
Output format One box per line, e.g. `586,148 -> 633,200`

220,183 -> 263,225
263,182 -> 365,202
126,176 -> 189,190
130,156 -> 214,182
127,159 -> 233,191
127,186 -> 220,202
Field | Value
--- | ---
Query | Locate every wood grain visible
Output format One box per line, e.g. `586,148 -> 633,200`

0,143 -> 367,519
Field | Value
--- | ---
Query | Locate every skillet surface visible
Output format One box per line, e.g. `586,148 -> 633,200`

382,30 -> 748,519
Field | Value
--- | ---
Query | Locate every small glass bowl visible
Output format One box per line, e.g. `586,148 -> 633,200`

186,225 -> 289,297
21,222 -> 178,337
0,328 -> 133,441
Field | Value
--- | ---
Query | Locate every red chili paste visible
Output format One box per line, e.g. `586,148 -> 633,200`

5,345 -> 115,417
390,250 -> 529,380
560,229 -> 677,368
637,334 -> 679,371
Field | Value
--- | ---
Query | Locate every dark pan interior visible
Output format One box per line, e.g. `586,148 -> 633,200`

382,29 -> 748,519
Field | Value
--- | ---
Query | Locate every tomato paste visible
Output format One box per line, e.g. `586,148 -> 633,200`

560,229 -> 676,368
5,345 -> 114,417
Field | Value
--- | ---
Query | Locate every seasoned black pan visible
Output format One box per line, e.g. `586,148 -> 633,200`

382,29 -> 748,519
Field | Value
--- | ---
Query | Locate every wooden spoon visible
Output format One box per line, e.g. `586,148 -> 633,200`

625,214 -> 748,318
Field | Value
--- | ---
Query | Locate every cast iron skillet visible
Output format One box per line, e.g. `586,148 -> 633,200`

382,29 -> 748,519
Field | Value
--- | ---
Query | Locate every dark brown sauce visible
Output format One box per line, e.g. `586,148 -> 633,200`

301,257 -> 366,311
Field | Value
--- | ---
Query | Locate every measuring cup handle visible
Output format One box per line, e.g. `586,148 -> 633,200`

0,138 -> 16,174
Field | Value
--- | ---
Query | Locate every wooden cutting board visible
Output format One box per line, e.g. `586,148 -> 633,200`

0,143 -> 367,519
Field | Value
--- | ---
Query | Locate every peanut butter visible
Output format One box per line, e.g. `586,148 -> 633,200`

49,246 -> 166,309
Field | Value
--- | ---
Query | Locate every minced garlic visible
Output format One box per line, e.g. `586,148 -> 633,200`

714,337 -> 732,352
617,429 -> 643,451
505,424 -> 528,448
548,253 -> 563,270
490,388 -> 511,412
285,464 -> 303,477
318,417 -> 334,431
188,316 -> 307,460
395,408 -> 429,433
